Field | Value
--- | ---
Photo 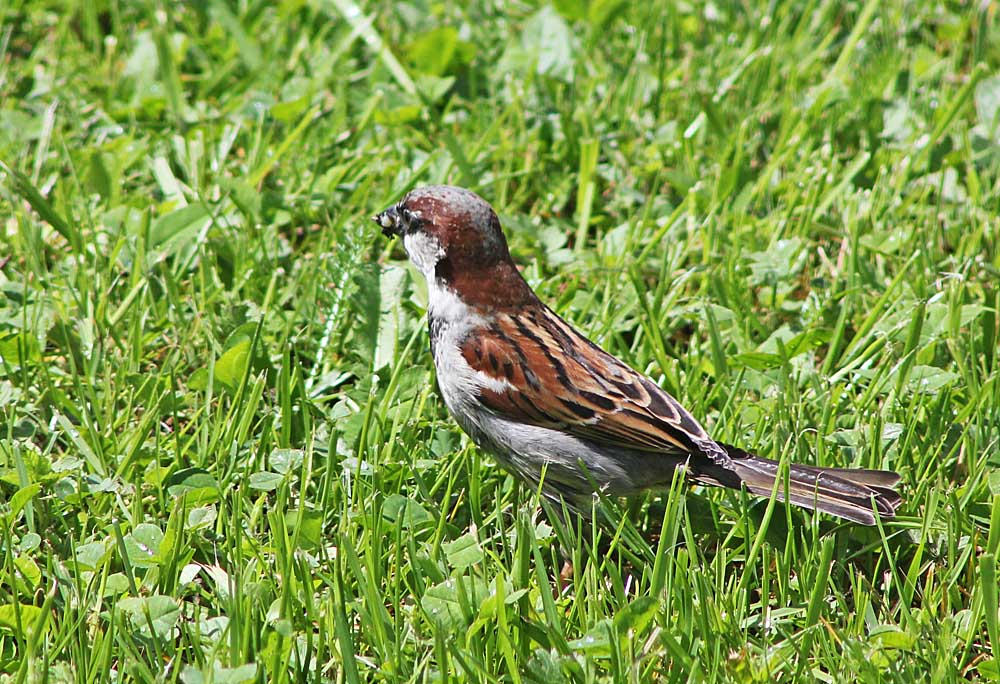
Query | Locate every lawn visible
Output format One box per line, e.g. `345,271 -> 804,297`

1,0 -> 998,681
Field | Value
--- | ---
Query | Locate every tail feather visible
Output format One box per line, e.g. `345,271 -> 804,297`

706,443 -> 902,526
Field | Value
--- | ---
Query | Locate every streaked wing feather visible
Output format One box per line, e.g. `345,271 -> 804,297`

463,307 -> 726,461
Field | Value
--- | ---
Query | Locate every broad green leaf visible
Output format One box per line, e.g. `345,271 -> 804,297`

13,555 -> 41,591
104,574 -> 130,596
270,448 -> 303,475
869,625 -> 916,650
405,27 -> 458,76
442,533 -> 484,570
381,494 -> 432,529
613,596 -> 657,634
283,510 -> 323,550
746,237 -> 804,285
420,577 -> 489,630
181,663 -> 258,684
149,203 -> 210,254
19,532 -> 40,552
0,604 -> 43,634
270,96 -> 309,123
567,619 -> 612,654
9,483 -> 41,519
215,339 -> 251,390
74,541 -> 112,571
165,467 -> 221,504
187,367 -> 210,391
977,659 -> 999,681
124,523 -> 164,567
0,331 -> 41,371
187,505 -> 217,530
118,595 -> 180,639
248,471 -> 283,491
901,365 -> 960,394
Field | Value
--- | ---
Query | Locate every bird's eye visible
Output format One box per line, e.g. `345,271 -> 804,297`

400,207 -> 424,231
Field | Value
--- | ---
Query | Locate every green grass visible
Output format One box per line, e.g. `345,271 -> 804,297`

1,0 -> 998,681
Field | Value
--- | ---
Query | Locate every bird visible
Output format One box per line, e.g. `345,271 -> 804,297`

374,185 -> 902,526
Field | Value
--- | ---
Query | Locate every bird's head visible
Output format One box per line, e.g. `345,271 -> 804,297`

374,185 -> 534,310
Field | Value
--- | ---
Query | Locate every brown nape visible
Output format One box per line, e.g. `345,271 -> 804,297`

435,254 -> 538,310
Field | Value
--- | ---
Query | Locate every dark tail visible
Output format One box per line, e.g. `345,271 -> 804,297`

708,444 -> 902,526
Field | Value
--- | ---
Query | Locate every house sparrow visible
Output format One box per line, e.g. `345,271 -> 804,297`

374,185 -> 902,525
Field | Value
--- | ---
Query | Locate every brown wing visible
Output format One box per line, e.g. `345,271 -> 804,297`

461,305 -> 731,464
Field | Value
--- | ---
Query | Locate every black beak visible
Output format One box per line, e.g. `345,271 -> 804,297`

372,206 -> 400,238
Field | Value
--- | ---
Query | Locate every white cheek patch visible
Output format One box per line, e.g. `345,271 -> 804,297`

402,231 -> 444,279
